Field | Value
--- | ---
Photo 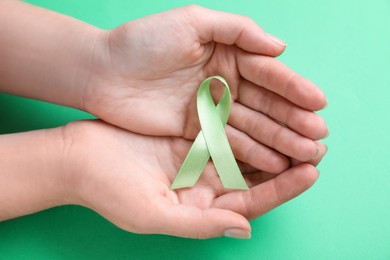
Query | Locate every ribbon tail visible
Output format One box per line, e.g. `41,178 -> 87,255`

213,151 -> 249,190
170,131 -> 210,189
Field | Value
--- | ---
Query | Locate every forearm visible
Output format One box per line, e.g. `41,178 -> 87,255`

0,0 -> 106,110
0,127 -> 70,221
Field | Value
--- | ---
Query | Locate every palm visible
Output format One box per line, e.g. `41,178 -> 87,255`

101,41 -> 238,139
93,17 -> 220,139
71,121 -> 319,238
87,6 -> 328,174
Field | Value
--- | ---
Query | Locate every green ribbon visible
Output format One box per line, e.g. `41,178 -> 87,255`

171,76 -> 248,190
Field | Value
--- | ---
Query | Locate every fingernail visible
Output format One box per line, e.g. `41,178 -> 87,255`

315,169 -> 320,180
324,129 -> 330,138
224,228 -> 251,239
323,102 -> 328,109
311,145 -> 320,160
267,33 -> 287,46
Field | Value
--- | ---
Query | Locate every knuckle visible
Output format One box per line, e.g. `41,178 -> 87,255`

241,191 -> 255,219
183,4 -> 202,14
298,141 -> 318,161
267,154 -> 289,173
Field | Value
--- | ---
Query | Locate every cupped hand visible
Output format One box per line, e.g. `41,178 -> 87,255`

63,120 -> 325,239
85,5 -> 328,174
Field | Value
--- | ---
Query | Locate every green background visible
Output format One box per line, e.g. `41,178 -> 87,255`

1,0 -> 389,259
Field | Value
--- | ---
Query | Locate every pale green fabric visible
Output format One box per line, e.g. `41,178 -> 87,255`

171,76 -> 248,190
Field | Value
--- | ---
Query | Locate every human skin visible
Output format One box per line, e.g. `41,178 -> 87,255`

0,1 -> 328,239
0,1 -> 328,175
0,120 -> 326,239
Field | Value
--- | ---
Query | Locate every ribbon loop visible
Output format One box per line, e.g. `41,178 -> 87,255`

171,76 -> 248,190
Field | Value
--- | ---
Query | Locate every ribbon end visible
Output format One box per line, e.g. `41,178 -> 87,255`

221,177 -> 249,190
223,184 -> 249,190
170,182 -> 193,190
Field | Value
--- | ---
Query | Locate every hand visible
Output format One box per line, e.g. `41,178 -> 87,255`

0,3 -> 328,174
63,120 -> 325,239
86,5 -> 328,174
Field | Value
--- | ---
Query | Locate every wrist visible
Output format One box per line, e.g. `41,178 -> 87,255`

55,122 -> 92,206
0,127 -> 74,220
66,27 -> 109,112
42,127 -> 76,205
0,1 -> 108,111
55,121 -> 107,208
81,29 -> 112,113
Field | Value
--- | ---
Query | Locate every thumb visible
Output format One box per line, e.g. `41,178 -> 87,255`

184,5 -> 286,56
155,203 -> 251,239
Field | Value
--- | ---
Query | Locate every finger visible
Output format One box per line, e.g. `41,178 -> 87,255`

226,125 -> 290,173
291,141 -> 328,167
153,201 -> 251,239
229,103 -> 319,161
184,5 -> 286,56
238,161 -> 258,174
236,51 -> 327,111
213,164 -> 319,220
237,79 -> 328,140
243,171 -> 276,188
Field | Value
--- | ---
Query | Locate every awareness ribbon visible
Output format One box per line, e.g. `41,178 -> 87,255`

171,76 -> 248,190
